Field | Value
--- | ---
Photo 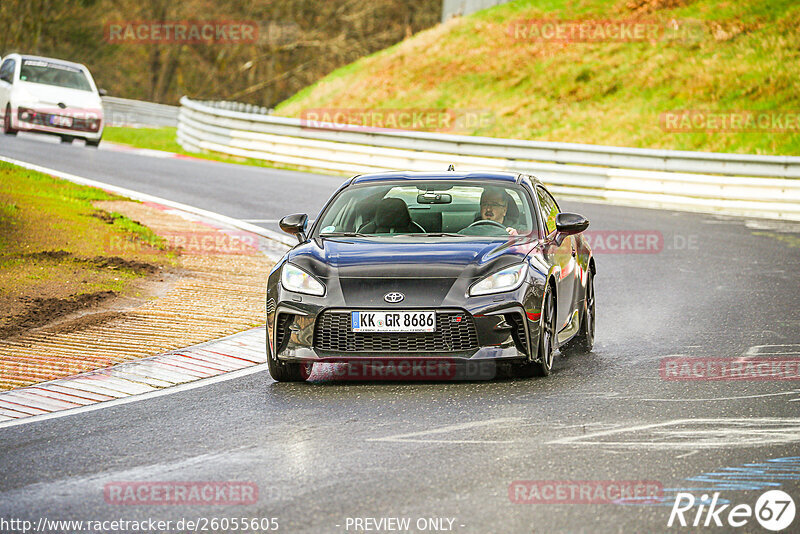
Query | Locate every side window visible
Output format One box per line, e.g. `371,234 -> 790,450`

0,59 -> 14,83
536,186 -> 560,235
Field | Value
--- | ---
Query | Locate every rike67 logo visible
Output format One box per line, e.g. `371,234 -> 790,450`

668,490 -> 796,531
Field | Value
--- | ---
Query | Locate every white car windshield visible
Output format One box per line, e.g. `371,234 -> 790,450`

19,60 -> 93,92
315,180 -> 538,237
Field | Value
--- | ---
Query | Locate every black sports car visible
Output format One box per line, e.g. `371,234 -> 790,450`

266,171 -> 595,381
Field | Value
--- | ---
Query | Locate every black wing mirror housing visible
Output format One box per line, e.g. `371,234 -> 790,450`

280,213 -> 309,243
555,212 -> 589,235
553,212 -> 589,244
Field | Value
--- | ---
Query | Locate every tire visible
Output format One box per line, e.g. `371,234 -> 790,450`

512,285 -> 556,378
85,138 -> 101,148
266,332 -> 311,382
561,270 -> 595,355
3,105 -> 17,135
60,135 -> 74,144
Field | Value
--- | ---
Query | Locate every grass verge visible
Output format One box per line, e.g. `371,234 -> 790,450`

0,161 -> 175,337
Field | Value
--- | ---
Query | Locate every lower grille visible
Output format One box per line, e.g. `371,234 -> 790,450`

314,311 -> 479,353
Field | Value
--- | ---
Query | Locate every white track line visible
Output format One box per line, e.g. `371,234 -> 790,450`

0,364 -> 266,430
0,327 -> 267,430
367,417 -> 522,443
547,418 -> 800,449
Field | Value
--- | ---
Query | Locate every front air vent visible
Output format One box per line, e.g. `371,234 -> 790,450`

274,313 -> 293,353
507,313 -> 530,356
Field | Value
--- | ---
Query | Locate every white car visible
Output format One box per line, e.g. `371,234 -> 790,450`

0,54 -> 105,146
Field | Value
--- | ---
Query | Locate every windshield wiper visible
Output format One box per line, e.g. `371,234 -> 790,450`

321,232 -> 465,238
418,233 -> 465,237
320,232 -> 370,237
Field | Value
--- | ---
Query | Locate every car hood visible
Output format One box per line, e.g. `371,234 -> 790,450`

15,81 -> 101,111
284,235 -> 539,307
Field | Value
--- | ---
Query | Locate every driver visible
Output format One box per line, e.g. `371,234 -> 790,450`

477,187 -> 518,235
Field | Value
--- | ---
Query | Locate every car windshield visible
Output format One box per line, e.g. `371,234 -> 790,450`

315,180 -> 538,238
19,60 -> 93,92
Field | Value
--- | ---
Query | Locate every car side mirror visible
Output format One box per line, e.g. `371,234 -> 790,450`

98,88 -> 108,97
280,213 -> 308,243
556,212 -> 589,235
553,212 -> 589,244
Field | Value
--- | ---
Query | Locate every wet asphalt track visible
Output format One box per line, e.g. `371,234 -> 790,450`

1,133 -> 800,533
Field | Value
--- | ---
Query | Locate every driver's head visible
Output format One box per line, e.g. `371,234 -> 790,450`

479,187 -> 508,223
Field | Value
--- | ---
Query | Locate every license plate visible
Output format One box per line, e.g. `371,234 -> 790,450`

50,115 -> 73,128
351,311 -> 435,333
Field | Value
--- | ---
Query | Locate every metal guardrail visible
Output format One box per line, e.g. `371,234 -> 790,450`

199,100 -> 272,116
177,97 -> 800,221
102,96 -> 179,128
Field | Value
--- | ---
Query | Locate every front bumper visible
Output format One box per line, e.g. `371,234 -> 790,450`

14,105 -> 103,139
268,298 -> 540,364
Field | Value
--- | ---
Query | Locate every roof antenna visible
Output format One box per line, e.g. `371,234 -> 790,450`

447,164 -> 455,171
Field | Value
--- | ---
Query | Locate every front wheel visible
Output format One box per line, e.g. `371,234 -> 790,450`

3,106 -> 17,135
85,138 -> 101,148
512,286 -> 556,378
266,334 -> 311,382
561,270 -> 595,355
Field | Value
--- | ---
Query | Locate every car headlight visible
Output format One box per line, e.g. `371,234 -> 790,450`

469,263 -> 527,296
281,263 -> 325,296
18,107 -> 36,122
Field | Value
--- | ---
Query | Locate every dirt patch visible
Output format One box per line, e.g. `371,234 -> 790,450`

0,249 -> 165,338
0,291 -> 117,339
91,210 -> 117,224
88,255 -> 160,274
25,250 -> 72,261
18,250 -> 160,275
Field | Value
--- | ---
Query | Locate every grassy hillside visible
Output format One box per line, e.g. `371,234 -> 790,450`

276,0 -> 800,155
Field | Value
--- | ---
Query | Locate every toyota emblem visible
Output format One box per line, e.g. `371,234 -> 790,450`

384,292 -> 405,303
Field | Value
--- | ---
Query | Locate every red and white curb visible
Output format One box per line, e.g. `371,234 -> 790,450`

0,327 -> 266,429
